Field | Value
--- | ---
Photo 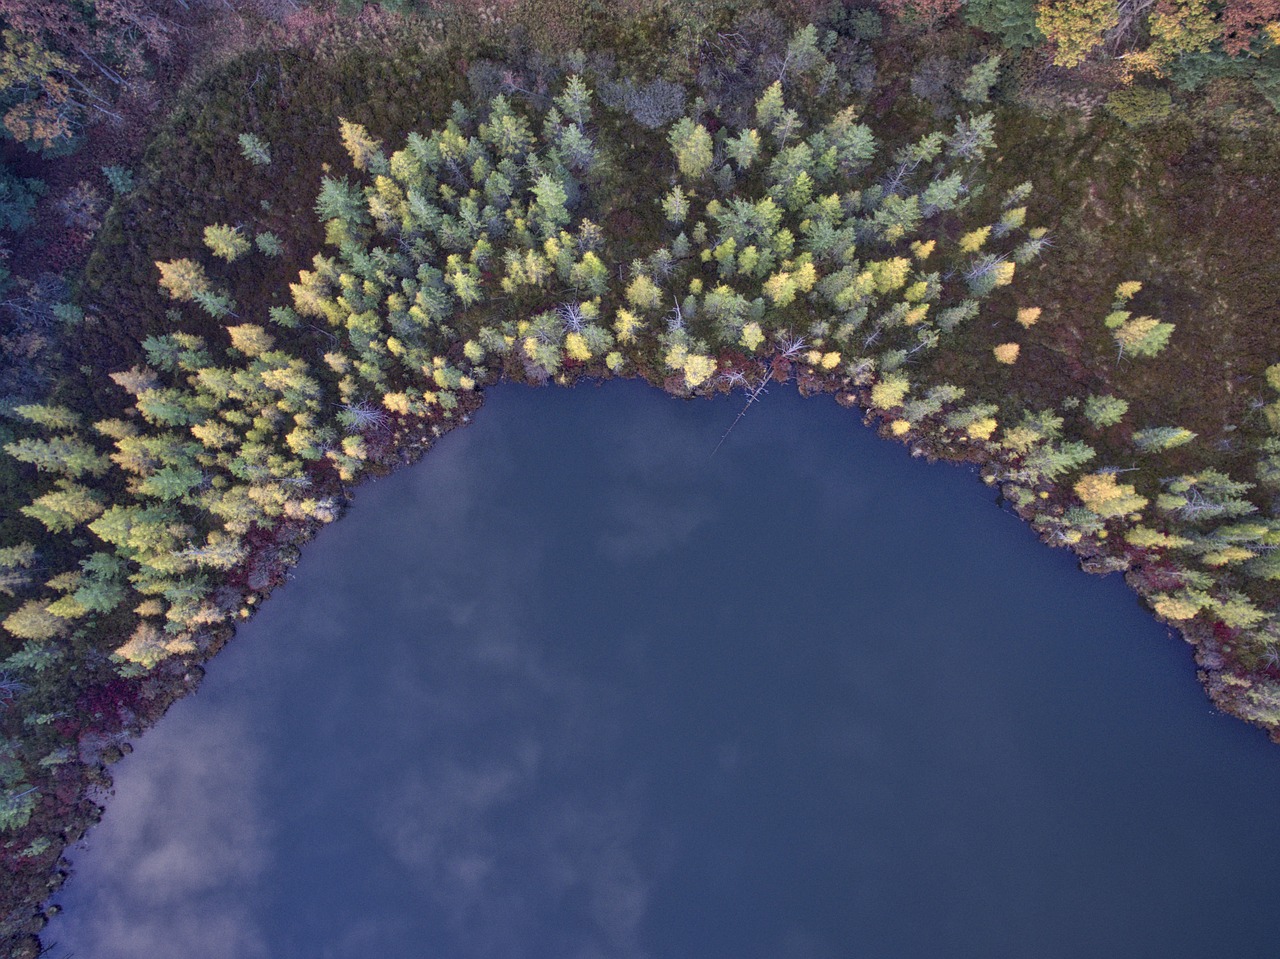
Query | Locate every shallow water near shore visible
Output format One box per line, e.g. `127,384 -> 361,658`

45,380 -> 1280,958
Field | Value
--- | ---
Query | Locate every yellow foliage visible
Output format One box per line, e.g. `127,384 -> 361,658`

1074,472 -> 1148,517
1016,307 -> 1041,328
1036,0 -> 1119,67
910,239 -> 935,260
1125,526 -> 1192,549
626,274 -> 663,311
763,271 -> 801,306
1153,595 -> 1201,621
870,257 -> 911,294
1000,426 -> 1041,454
605,352 -> 625,372
339,117 -> 383,171
156,259 -> 210,302
564,332 -> 592,361
1114,281 -> 1143,301
1113,315 -> 1161,350
794,260 -> 818,293
992,261 -> 1016,287
115,622 -> 194,669
820,351 -> 841,370
903,281 -> 929,303
966,417 -> 998,441
383,393 -> 411,415
870,374 -> 910,410
890,419 -> 911,436
904,304 -> 930,326
959,227 -> 991,253
741,322 -> 765,351
1118,49 -> 1163,81
683,353 -> 717,388
1264,401 -> 1280,433
993,343 -> 1020,365
1265,363 -> 1280,392
1202,547 -> 1257,567
227,324 -> 275,357
614,309 -> 643,344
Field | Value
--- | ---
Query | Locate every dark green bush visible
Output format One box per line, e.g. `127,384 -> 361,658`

1105,87 -> 1173,127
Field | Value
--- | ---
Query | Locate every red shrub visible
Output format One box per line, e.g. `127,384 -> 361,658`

877,0 -> 964,29
1221,0 -> 1280,56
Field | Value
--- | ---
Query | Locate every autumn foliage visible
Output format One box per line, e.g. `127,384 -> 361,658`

878,0 -> 963,29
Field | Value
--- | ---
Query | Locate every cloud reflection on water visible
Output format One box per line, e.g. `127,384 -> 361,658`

50,711 -> 269,959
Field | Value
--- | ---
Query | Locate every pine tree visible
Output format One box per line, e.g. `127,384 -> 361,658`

202,224 -> 249,262
1074,471 -> 1149,517
960,55 -> 1003,103
238,133 -> 272,166
668,118 -> 714,180
3,599 -> 67,641
21,479 -> 106,533
256,232 -> 283,257
338,118 -> 388,173
1133,426 -> 1197,452
726,129 -> 761,170
6,435 -> 109,478
156,258 -> 210,302
1083,394 -> 1129,427
555,76 -> 594,126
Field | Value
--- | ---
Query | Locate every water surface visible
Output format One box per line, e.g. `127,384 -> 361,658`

47,381 -> 1280,958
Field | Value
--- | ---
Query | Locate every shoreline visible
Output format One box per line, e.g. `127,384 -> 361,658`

4,354 -> 1274,955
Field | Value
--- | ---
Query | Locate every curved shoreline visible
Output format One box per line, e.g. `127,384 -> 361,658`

2,353 -> 1273,956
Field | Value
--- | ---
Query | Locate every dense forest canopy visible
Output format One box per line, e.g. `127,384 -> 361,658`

3,1 -> 1280,955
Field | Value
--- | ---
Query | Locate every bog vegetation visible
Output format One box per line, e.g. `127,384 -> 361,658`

4,1 -> 1280,954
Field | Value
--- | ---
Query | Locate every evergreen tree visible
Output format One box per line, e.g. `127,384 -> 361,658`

156,258 -> 210,302
238,133 -> 272,166
1133,426 -> 1197,452
205,225 -> 249,265
668,118 -> 714,180
338,118 -> 388,173
1083,394 -> 1129,428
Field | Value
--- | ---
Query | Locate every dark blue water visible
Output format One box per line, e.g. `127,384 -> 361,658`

46,382 -> 1280,959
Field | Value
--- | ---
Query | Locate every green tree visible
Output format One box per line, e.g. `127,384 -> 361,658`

960,56 -> 1002,103
964,0 -> 1043,49
5,435 -> 108,478
156,258 -> 210,302
21,479 -> 106,532
1133,426 -> 1197,452
256,231 -> 283,257
1083,394 -> 1129,427
726,129 -> 761,170
338,117 -> 387,173
3,599 -> 67,640
203,224 -> 250,262
668,117 -> 714,180
238,132 -> 272,166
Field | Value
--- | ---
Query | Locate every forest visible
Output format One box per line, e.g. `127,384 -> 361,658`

3,1 -> 1280,954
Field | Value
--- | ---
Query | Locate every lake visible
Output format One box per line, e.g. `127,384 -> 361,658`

44,380 -> 1280,958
